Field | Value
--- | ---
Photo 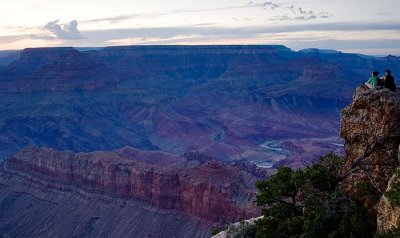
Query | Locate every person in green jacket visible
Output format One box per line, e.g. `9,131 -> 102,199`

365,71 -> 383,89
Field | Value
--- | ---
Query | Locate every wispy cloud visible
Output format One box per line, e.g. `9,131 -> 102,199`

247,1 -> 332,22
288,39 -> 400,51
78,1 -> 331,26
2,20 -> 400,55
4,20 -> 398,45
0,35 -> 25,44
377,11 -> 398,16
81,14 -> 144,24
319,12 -> 331,18
271,7 -> 331,21
79,5 -> 252,24
43,20 -> 83,40
298,7 -> 313,15
247,1 -> 280,10
233,17 -> 252,22
287,5 -> 296,15
78,21 -> 400,46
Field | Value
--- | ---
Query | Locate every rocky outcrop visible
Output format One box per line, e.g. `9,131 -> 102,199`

340,86 -> 400,194
1,147 -> 260,224
377,163 -> 400,232
212,216 -> 263,238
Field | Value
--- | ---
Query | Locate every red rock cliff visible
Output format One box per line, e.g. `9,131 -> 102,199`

3,147 -> 260,223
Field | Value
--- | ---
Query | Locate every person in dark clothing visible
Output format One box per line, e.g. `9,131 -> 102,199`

381,69 -> 396,91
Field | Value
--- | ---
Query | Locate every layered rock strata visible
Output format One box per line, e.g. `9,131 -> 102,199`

1,147 -> 261,224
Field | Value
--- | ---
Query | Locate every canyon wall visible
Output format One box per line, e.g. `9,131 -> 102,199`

2,147 -> 261,223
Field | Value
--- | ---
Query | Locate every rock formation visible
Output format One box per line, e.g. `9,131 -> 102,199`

2,46 -> 399,167
0,146 -> 262,237
377,160 -> 400,232
340,86 -> 400,233
212,216 -> 264,238
340,86 -> 400,194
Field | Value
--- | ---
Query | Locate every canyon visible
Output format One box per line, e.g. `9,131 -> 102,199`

0,46 -> 399,167
1,46 -> 400,237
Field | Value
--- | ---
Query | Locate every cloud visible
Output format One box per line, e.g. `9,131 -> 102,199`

287,5 -> 296,14
270,15 -> 292,21
2,21 -> 400,55
271,15 -> 318,21
319,12 -> 331,18
85,25 -> 400,52
81,4 -> 254,24
294,15 -> 317,20
247,1 -> 280,10
233,17 -> 252,22
271,9 -> 331,21
263,1 -> 280,10
248,1 -> 326,20
80,1 -> 283,25
288,39 -> 400,51
171,6 -> 246,14
5,20 -> 398,46
80,21 -> 400,43
77,1 -> 330,27
270,5 -> 330,21
170,1 -> 329,22
81,14 -> 146,24
44,20 -> 83,40
377,11 -> 399,16
298,7 -> 313,15
0,35 -> 25,44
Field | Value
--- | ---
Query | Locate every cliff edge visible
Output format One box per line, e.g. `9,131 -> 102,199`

340,86 -> 400,232
2,147 -> 261,223
340,86 -> 400,194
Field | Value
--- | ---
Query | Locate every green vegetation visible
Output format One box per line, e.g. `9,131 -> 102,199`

254,153 -> 376,238
211,226 -> 223,236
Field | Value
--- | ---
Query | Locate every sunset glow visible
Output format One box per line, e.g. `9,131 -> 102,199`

1,0 -> 399,54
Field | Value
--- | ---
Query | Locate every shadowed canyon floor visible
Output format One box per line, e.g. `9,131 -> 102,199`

0,174 -> 211,238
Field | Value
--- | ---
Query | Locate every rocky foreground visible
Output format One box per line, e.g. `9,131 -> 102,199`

341,86 -> 400,194
0,147 -> 265,237
337,86 -> 400,233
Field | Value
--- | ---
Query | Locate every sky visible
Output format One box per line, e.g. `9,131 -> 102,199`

0,0 -> 399,55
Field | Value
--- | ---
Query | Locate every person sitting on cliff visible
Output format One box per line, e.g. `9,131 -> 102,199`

381,69 -> 396,91
365,71 -> 383,89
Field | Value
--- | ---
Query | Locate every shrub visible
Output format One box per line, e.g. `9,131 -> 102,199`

211,226 -> 223,236
254,153 -> 376,238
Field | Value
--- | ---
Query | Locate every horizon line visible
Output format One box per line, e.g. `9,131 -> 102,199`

2,44 -> 399,57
